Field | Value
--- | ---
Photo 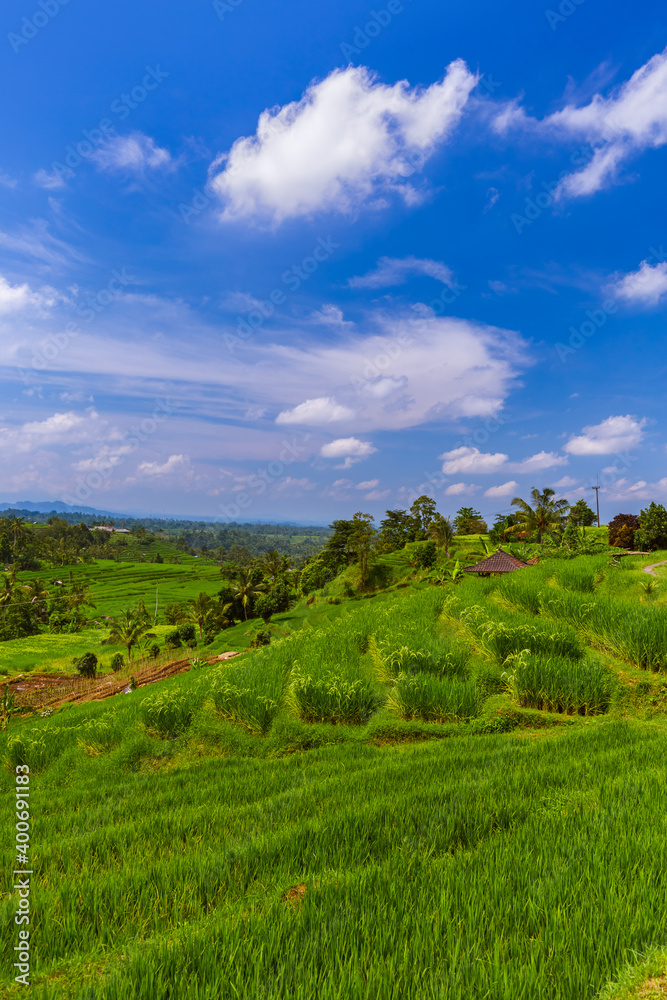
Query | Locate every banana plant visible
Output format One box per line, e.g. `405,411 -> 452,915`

0,684 -> 21,731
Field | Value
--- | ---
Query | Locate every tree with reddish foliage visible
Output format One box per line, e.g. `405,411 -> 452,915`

608,513 -> 640,550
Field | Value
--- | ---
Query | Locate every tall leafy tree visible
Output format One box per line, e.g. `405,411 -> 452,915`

349,512 -> 376,586
454,507 -> 488,535
569,499 -> 597,527
409,496 -> 438,539
635,503 -> 667,551
322,519 -> 358,571
608,513 -> 640,550
427,514 -> 455,557
511,488 -> 569,544
378,510 -> 416,552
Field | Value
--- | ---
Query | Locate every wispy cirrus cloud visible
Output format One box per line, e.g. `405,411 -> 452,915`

348,255 -> 454,289
209,61 -> 477,223
92,133 -> 172,175
494,46 -> 667,198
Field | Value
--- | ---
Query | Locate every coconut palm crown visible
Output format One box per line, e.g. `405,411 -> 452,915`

510,488 -> 570,544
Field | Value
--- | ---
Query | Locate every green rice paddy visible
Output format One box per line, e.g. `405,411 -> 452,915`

2,549 -> 667,997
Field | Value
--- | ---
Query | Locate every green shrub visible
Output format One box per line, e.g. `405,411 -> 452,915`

72,651 -> 98,678
388,674 -> 480,723
179,624 -> 196,645
164,629 -> 182,650
250,629 -> 271,649
110,652 -> 124,672
140,688 -> 197,738
147,643 -> 160,659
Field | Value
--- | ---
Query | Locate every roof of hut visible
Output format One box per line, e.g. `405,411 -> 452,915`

463,547 -> 528,574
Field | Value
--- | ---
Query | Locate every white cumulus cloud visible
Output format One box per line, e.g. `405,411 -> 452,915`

510,450 -> 568,473
610,259 -> 667,306
209,61 -> 477,222
484,480 -> 518,498
440,446 -> 508,474
276,397 -> 354,426
444,482 -> 478,496
320,437 -> 377,469
137,454 -> 188,476
565,415 -> 646,455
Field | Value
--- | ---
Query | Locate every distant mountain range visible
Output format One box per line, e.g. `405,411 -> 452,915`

0,500 -> 117,516
0,500 -> 328,527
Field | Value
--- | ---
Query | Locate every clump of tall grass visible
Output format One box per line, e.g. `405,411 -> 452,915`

497,573 -> 545,615
387,674 -> 480,723
140,687 -> 198,738
210,650 -> 289,735
553,564 -> 597,593
459,606 -> 584,663
504,651 -> 613,715
3,723 -> 77,771
370,637 -> 470,682
77,717 -> 124,756
289,671 -> 381,725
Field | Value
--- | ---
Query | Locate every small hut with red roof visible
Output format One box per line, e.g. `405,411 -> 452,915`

463,547 -> 529,577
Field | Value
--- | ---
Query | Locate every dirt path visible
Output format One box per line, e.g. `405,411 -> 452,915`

8,650 -> 240,712
642,560 -> 667,577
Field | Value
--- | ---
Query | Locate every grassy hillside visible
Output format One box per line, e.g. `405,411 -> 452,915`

2,546 -> 667,997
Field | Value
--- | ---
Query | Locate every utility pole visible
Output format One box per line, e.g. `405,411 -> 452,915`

592,485 -> 600,527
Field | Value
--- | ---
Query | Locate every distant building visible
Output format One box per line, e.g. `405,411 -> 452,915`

92,526 -> 131,534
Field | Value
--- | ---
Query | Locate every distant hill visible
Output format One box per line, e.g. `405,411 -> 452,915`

0,500 -> 116,516
0,500 -> 329,530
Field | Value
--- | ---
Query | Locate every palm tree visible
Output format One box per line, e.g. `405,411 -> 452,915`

427,514 -> 455,558
0,574 -> 15,619
7,517 -> 26,561
262,550 -> 282,579
103,609 -> 156,665
186,592 -> 213,640
23,578 -> 50,624
511,488 -> 570,544
232,568 -> 266,621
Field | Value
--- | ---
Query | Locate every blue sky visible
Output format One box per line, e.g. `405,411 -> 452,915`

1,0 -> 666,523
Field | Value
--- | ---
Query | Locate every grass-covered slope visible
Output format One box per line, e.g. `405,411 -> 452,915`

3,550 -> 667,997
